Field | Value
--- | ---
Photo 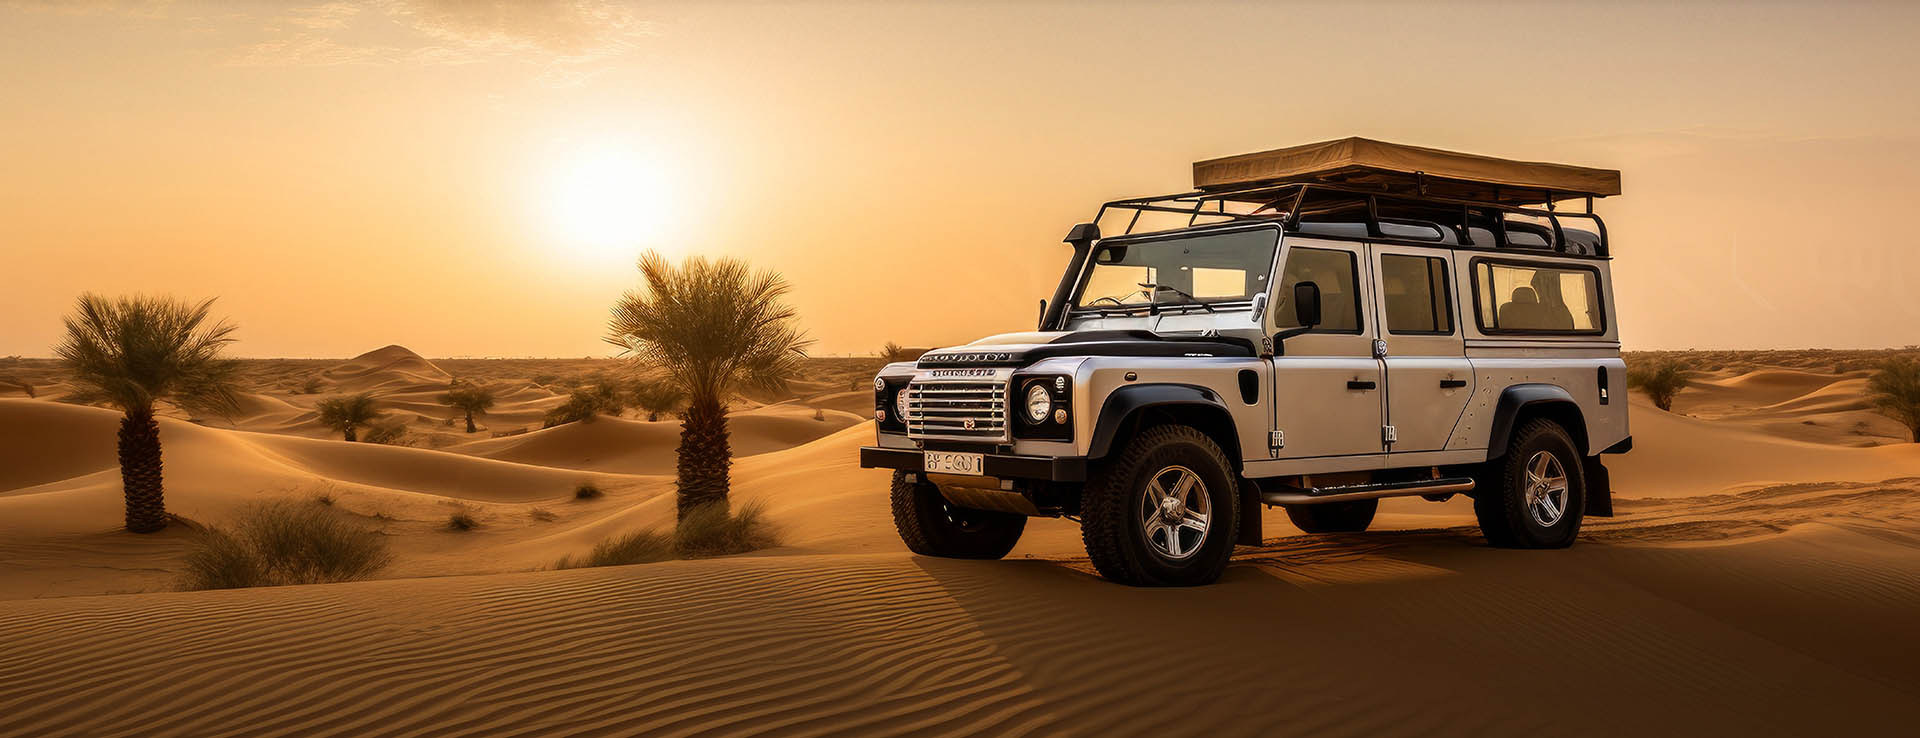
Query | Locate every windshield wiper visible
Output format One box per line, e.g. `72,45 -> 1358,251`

1137,283 -> 1215,313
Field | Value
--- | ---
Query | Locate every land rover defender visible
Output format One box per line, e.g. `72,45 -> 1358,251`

859,138 -> 1632,586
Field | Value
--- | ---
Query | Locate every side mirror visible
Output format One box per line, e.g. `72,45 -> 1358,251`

1248,292 -> 1268,324
1292,281 -> 1322,328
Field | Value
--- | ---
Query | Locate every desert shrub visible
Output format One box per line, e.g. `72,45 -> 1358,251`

317,393 -> 382,442
313,492 -> 334,506
1627,358 -> 1691,411
530,508 -> 557,522
1868,357 -> 1920,442
446,507 -> 479,531
812,408 -> 826,421
674,501 -> 779,558
574,482 -> 603,500
299,376 -> 324,395
179,502 -> 391,590
543,382 -> 625,428
880,341 -> 922,363
360,418 -> 414,446
628,381 -> 685,422
555,530 -> 673,569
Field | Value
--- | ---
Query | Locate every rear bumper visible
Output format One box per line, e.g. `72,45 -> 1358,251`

859,447 -> 1088,483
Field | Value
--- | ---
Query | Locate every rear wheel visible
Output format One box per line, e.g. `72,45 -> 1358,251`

890,471 -> 1026,559
1284,498 -> 1377,533
1475,419 -> 1585,548
1081,425 -> 1239,586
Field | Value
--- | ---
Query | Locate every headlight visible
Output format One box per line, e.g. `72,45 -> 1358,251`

1024,383 -> 1052,423
895,385 -> 911,421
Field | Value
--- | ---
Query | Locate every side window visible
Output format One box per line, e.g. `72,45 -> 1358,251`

1275,246 -> 1362,332
1475,261 -> 1604,333
1380,253 -> 1452,334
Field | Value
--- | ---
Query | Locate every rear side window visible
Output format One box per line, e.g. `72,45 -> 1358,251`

1380,254 -> 1452,334
1275,246 -> 1362,333
1474,260 -> 1604,334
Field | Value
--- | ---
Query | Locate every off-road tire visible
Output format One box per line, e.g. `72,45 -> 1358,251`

890,471 -> 1026,560
1284,498 -> 1377,533
1475,419 -> 1586,549
1081,425 -> 1239,586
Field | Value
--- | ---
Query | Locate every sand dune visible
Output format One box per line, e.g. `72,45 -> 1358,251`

460,404 -> 865,475
0,481 -> 1914,737
319,344 -> 453,394
1610,396 -> 1920,496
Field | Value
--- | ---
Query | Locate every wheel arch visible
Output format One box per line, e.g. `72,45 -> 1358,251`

1086,384 -> 1241,470
1486,383 -> 1589,459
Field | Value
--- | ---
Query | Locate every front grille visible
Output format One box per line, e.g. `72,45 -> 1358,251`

905,380 -> 1008,441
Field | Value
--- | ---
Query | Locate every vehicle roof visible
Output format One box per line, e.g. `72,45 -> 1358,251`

1192,137 -> 1621,204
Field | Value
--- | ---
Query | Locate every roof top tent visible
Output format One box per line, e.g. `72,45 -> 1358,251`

1093,137 -> 1623,257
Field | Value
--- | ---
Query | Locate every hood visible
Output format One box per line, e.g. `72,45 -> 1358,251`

915,330 -> 1257,368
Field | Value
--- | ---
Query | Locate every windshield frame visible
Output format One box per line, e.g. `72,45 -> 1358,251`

1065,222 -> 1283,318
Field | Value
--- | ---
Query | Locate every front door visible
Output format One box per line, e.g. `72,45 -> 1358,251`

1265,237 -> 1385,460
1369,243 -> 1473,453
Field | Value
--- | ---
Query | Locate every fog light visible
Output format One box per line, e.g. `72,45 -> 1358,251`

873,409 -> 885,421
873,376 -> 885,392
1053,408 -> 1068,424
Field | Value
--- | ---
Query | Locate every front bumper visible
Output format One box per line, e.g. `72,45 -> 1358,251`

859,447 -> 1088,483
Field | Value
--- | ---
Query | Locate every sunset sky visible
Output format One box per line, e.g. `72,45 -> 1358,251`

3,0 -> 1918,357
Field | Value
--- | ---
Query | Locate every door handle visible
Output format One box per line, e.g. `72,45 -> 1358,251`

1346,380 -> 1377,391
1440,379 -> 1468,389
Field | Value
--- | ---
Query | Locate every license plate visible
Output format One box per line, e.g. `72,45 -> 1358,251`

923,451 -> 984,476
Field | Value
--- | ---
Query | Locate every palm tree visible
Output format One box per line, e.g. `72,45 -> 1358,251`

606,251 -> 812,518
55,294 -> 240,533
440,380 -> 495,433
629,380 -> 685,422
1868,356 -> 1920,442
317,393 -> 381,442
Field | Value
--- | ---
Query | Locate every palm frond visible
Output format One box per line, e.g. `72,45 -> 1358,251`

605,251 -> 812,408
54,293 -> 241,416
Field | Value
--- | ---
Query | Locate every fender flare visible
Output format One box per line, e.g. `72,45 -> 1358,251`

1486,383 -> 1585,458
1085,384 -> 1236,460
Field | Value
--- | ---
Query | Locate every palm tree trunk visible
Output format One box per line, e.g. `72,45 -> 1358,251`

118,408 -> 166,533
675,395 -> 731,519
343,426 -> 357,442
464,412 -> 476,434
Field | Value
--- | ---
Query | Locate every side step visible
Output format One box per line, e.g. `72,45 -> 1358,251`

1258,476 -> 1476,506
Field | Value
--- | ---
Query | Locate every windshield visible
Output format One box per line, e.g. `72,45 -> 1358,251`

1072,229 -> 1278,310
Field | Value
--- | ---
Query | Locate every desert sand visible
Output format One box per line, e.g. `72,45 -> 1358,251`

1,348 -> 1917,735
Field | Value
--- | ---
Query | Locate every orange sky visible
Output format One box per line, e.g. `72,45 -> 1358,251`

3,1 -> 1918,357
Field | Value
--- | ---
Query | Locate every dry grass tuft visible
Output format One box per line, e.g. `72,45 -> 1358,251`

574,482 -> 603,500
446,507 -> 479,531
554,530 -> 674,569
553,501 -> 779,570
179,501 -> 390,590
674,501 -> 779,558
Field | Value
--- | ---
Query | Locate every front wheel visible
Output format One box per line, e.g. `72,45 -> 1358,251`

890,471 -> 1026,559
1475,419 -> 1586,548
1081,425 -> 1239,586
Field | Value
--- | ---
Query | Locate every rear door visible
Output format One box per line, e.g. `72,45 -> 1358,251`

1369,243 -> 1473,453
1266,237 -> 1386,459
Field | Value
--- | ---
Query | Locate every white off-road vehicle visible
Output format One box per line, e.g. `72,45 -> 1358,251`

861,138 -> 1632,586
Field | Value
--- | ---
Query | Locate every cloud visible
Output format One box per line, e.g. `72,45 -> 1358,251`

226,0 -> 652,84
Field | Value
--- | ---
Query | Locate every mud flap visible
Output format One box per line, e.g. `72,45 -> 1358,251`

1236,477 -> 1263,545
1584,456 -> 1614,518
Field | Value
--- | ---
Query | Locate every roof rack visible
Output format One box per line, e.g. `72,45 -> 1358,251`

1093,139 -> 1621,257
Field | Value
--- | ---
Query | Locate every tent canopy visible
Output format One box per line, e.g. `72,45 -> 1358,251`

1192,137 -> 1621,205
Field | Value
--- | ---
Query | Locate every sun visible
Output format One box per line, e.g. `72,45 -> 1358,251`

542,142 -> 677,261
